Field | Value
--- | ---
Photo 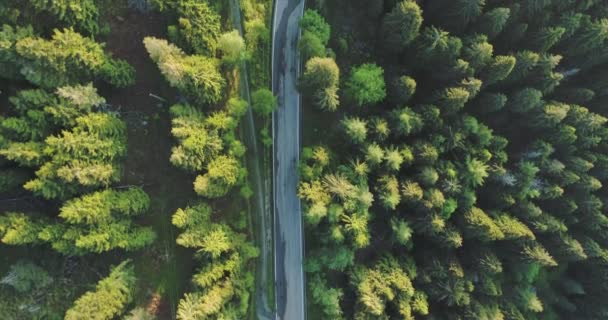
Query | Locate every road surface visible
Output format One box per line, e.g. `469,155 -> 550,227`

227,0 -> 274,319
272,0 -> 306,319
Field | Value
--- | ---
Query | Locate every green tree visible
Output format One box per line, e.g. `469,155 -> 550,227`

449,0 -> 484,28
299,31 -> 326,60
0,24 -> 34,80
390,75 -> 417,105
462,35 -> 494,71
415,27 -> 462,65
365,143 -> 385,166
382,0 -> 423,51
473,92 -> 507,113
144,37 -> 225,105
0,212 -> 45,246
309,275 -> 344,319
173,203 -> 258,319
564,17 -> 608,56
0,261 -> 52,293
38,188 -> 155,255
15,28 -> 134,88
22,113 -> 127,199
462,207 -> 504,241
345,63 -> 386,106
65,260 -> 136,320
251,88 -> 277,117
474,7 -> 510,39
436,87 -> 470,113
300,57 -> 340,93
377,175 -> 401,209
530,27 -> 566,52
510,88 -> 543,113
300,9 -> 331,45
218,30 -> 248,66
168,104 -> 226,171
194,156 -> 243,198
315,86 -> 340,111
168,0 -> 221,55
342,117 -> 368,144
482,55 -> 516,86
351,257 -> 418,318
27,0 -> 99,34
462,157 -> 489,187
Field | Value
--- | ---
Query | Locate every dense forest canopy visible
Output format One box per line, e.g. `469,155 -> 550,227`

299,0 -> 608,319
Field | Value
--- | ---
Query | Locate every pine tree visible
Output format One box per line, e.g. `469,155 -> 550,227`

65,260 -> 136,320
342,117 -> 368,144
16,28 -> 133,88
382,1 -> 423,52
144,37 -> 225,105
474,7 -> 510,39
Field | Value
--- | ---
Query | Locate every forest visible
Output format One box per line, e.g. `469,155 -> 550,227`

298,0 -> 608,319
2,0 -> 608,320
0,0 -> 273,319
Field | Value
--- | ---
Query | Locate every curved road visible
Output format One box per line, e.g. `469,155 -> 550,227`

272,0 -> 306,319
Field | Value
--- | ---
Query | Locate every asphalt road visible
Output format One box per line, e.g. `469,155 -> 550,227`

272,0 -> 306,319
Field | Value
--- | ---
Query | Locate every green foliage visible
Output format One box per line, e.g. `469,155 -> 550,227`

342,117 -> 368,144
300,10 -> 331,45
24,112 -> 127,199
299,3 -> 608,320
0,0 -> 99,34
382,1 -> 423,51
251,88 -> 277,117
65,260 -> 136,320
351,257 -> 419,318
12,28 -> 132,88
299,31 -> 326,60
0,212 -> 45,246
47,188 -> 154,255
166,0 -> 222,55
0,24 -> 34,79
474,7 -> 510,39
377,175 -> 400,209
345,63 -> 386,106
482,55 -> 517,86
0,261 -> 52,293
172,203 -> 258,319
31,0 -> 99,33
218,30 -> 248,66
392,107 -> 423,136
463,207 -> 504,241
301,56 -> 340,93
194,155 -> 244,198
168,104 -> 245,197
99,59 -> 136,88
226,97 -> 249,118
59,187 -> 150,224
416,27 -> 462,65
144,37 -> 225,106
390,75 -> 416,105
309,275 -> 344,319
0,84 -> 122,199
301,57 -> 341,111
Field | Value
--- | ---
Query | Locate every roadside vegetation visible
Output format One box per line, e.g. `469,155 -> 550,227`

300,1 -> 608,319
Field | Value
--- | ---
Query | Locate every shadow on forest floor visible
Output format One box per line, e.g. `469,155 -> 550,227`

102,9 -> 195,319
